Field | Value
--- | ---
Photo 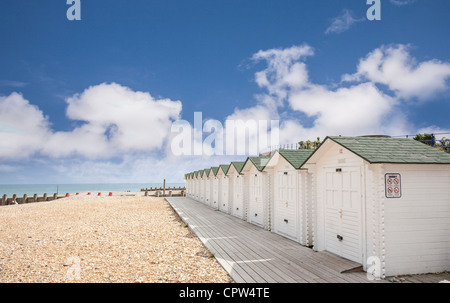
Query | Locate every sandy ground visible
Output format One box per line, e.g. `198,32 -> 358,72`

0,195 -> 233,283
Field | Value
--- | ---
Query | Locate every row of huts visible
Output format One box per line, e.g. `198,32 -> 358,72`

184,136 -> 450,278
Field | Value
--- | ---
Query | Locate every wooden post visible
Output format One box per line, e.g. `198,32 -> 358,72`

33,194 -> 38,202
169,190 -> 172,197
53,193 -> 58,200
163,179 -> 166,197
43,193 -> 48,201
1,194 -> 6,206
23,194 -> 28,204
145,190 -> 148,196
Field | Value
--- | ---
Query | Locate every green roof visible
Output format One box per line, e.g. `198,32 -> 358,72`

219,164 -> 230,175
278,149 -> 315,169
210,166 -> 219,176
203,168 -> 210,176
327,136 -> 450,164
229,161 -> 245,174
244,156 -> 270,171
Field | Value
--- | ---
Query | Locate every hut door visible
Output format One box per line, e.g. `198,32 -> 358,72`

205,179 -> 210,204
274,171 -> 298,241
212,177 -> 219,209
233,176 -> 244,219
220,177 -> 229,212
324,166 -> 362,264
249,173 -> 264,227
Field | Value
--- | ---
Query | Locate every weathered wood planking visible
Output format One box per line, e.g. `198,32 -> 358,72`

166,197 -> 387,283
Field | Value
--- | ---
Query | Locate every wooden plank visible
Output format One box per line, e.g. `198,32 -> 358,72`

173,199 -> 295,282
166,197 -> 387,283
177,200 -> 318,282
169,202 -> 255,283
168,197 -> 344,282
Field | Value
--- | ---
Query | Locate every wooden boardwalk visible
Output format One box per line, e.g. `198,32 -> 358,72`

166,197 -> 450,283
166,197 -> 381,283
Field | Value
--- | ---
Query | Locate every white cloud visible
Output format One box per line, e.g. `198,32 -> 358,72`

287,82 -> 405,138
390,0 -> 416,6
0,83 -> 182,160
227,43 -> 450,145
251,44 -> 314,105
0,80 -> 28,88
342,44 -> 450,100
325,9 -> 364,35
0,92 -> 51,159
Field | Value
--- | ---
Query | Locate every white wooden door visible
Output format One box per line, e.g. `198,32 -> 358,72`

220,177 -> 229,213
324,166 -> 362,263
205,179 -> 210,204
212,177 -> 219,209
232,176 -> 244,219
200,179 -> 205,203
249,173 -> 264,227
274,171 -> 298,240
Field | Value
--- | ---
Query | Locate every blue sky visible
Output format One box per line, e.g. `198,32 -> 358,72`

1,0 -> 449,184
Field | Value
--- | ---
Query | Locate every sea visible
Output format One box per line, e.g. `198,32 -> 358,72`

0,183 -> 185,197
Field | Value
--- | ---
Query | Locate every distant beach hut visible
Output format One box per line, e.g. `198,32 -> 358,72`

193,170 -> 201,201
198,169 -> 205,203
226,161 -> 246,219
217,164 -> 231,213
241,156 -> 270,229
186,172 -> 194,198
203,168 -> 211,205
209,167 -> 220,209
301,136 -> 450,277
264,149 -> 314,244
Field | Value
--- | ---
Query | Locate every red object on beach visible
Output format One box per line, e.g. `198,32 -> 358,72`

65,193 -> 69,197
87,192 -> 91,195
98,192 -> 101,196
109,192 -> 112,196
76,193 -> 79,195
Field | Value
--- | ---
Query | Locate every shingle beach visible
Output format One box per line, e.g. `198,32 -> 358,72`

0,195 -> 232,283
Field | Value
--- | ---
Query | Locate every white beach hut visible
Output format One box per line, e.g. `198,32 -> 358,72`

302,136 -> 450,277
189,171 -> 196,200
217,164 -> 231,213
227,161 -> 246,219
184,173 -> 190,197
194,170 -> 201,201
203,168 -> 211,205
241,156 -> 270,229
198,169 -> 205,203
209,166 -> 220,209
264,149 -> 314,244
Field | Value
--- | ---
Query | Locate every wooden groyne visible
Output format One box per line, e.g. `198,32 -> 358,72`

1,193 -> 66,206
140,187 -> 186,197
140,179 -> 186,197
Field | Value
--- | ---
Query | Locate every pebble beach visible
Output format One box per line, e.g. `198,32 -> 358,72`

0,195 -> 233,283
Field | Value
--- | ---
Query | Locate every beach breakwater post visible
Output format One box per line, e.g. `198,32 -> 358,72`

0,192 -> 67,206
